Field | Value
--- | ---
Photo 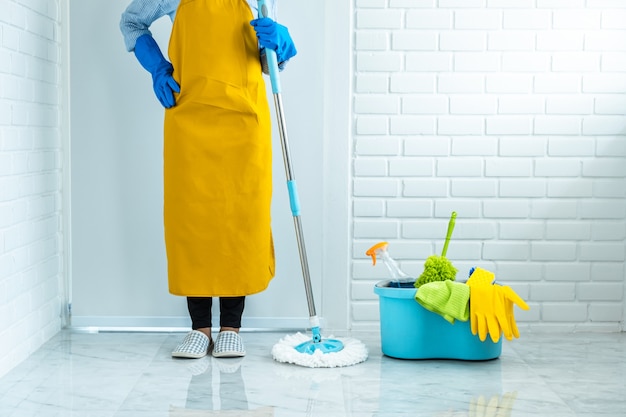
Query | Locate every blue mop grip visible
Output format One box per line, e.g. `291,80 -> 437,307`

311,326 -> 322,343
257,0 -> 281,94
287,180 -> 301,216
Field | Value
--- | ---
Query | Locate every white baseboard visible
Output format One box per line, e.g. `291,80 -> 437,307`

70,316 -> 318,332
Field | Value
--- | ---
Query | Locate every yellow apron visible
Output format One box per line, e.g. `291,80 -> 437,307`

164,0 -> 274,296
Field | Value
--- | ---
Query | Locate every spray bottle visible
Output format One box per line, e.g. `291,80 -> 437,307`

366,242 -> 414,288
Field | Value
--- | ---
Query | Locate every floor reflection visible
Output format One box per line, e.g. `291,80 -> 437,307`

0,331 -> 624,416
170,356 -> 275,416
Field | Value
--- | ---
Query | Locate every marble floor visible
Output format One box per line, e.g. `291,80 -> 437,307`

0,330 -> 625,417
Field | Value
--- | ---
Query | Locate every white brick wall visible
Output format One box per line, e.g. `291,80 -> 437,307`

353,0 -> 626,332
0,0 -> 64,377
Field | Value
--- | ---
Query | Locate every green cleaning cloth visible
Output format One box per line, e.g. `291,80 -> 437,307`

415,280 -> 470,324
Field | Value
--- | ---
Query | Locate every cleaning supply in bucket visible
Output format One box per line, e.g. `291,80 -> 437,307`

366,242 -> 471,323
466,267 -> 530,343
257,0 -> 367,368
366,242 -> 414,288
415,280 -> 470,324
414,211 -> 458,288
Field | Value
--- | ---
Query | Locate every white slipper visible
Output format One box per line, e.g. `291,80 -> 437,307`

172,330 -> 212,359
212,331 -> 246,358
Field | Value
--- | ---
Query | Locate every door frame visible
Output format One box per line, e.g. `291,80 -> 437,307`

62,0 -> 353,332
60,0 -> 72,328
320,0 -> 352,331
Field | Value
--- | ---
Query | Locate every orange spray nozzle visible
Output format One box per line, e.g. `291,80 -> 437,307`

366,241 -> 412,282
366,242 -> 389,266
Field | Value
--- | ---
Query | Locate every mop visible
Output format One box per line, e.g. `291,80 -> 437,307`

257,0 -> 368,368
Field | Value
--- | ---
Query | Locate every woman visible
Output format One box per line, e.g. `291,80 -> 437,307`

120,0 -> 296,359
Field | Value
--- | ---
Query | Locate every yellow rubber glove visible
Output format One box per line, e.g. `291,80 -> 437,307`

467,267 -> 530,343
467,267 -> 506,342
466,267 -> 495,286
494,284 -> 530,340
468,283 -> 507,343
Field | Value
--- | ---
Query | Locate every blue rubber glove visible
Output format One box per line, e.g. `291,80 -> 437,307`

250,17 -> 297,63
133,34 -> 180,108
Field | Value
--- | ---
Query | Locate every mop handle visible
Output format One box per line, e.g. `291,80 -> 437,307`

441,211 -> 457,257
257,1 -> 318,324
257,0 -> 299,214
257,0 -> 281,95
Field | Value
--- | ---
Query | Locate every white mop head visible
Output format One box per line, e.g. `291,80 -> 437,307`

271,332 -> 368,368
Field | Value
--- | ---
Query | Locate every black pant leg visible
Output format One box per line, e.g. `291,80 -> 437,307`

187,297 -> 213,329
219,297 -> 245,328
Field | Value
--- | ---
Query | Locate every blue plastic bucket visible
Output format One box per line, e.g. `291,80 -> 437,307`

374,280 -> 502,360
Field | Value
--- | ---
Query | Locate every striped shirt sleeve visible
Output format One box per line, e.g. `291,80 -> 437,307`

119,0 -> 179,52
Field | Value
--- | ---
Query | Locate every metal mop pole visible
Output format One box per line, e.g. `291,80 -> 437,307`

272,91 -> 318,329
